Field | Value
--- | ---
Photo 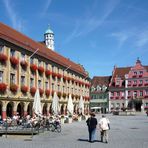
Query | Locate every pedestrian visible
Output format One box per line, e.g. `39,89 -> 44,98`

86,112 -> 98,143
98,115 -> 110,143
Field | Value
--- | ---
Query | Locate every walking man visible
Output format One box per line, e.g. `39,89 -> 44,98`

99,115 -> 110,143
86,112 -> 98,143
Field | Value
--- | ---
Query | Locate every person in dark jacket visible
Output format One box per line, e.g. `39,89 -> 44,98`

86,112 -> 98,142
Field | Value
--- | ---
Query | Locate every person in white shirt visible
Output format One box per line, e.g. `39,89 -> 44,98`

99,115 -> 110,143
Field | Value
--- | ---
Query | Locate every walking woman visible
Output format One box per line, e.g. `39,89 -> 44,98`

86,112 -> 98,143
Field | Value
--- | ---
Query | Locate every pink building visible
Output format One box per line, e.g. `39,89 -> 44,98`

109,59 -> 148,112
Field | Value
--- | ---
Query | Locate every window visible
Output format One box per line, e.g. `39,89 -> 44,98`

38,60 -> 41,66
10,73 -> 15,84
140,91 -> 143,96
0,46 -> 4,53
128,91 -> 131,96
134,71 -> 137,75
58,85 -> 60,92
21,53 -> 25,61
30,57 -> 33,64
0,71 -> 3,82
111,92 -> 114,97
38,80 -> 41,88
121,92 -> 124,96
30,78 -> 34,87
117,92 -> 120,96
139,80 -> 143,84
139,71 -> 143,75
52,83 -> 54,91
145,80 -> 148,83
45,82 -> 48,89
10,49 -> 15,56
128,81 -> 131,84
21,76 -> 25,85
145,90 -> 148,95
116,81 -> 120,85
45,63 -> 48,69
133,80 -> 137,85
133,91 -> 137,97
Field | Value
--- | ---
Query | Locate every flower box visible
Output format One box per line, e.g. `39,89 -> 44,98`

39,88 -> 44,96
0,53 -> 8,63
0,83 -> 7,93
30,64 -> 38,72
21,85 -> 28,93
20,60 -> 28,70
45,89 -> 50,96
10,56 -> 19,67
10,83 -> 18,93
62,93 -> 66,98
57,73 -> 62,79
30,87 -> 36,96
38,66 -> 44,74
52,72 -> 57,77
45,70 -> 51,77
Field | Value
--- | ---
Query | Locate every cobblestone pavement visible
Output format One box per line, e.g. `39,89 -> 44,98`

0,114 -> 148,148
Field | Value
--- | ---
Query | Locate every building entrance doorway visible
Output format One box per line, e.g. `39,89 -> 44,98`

128,99 -> 142,111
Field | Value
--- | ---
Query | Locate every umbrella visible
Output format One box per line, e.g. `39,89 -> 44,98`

67,94 -> 74,115
78,96 -> 84,115
52,92 -> 59,115
33,89 -> 42,116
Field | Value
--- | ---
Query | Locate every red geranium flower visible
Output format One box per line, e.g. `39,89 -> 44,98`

0,53 -> 8,63
38,66 -> 44,75
0,83 -> 7,93
10,56 -> 19,66
20,60 -> 28,70
39,88 -> 44,96
10,83 -> 18,93
21,85 -> 28,93
30,64 -> 38,72
30,87 -> 36,96
45,89 -> 50,96
45,70 -> 52,78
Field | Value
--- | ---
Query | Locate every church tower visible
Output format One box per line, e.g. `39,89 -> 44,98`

44,25 -> 54,51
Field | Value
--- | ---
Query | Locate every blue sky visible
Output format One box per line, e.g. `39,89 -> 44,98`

1,0 -> 148,78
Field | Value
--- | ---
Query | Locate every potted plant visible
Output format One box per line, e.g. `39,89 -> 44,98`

30,64 -> 38,73
38,66 -> 44,75
0,53 -> 8,64
45,70 -> 51,78
30,87 -> 36,96
60,115 -> 65,124
45,89 -> 50,97
20,60 -> 28,70
10,56 -> 19,68
21,85 -> 28,94
68,114 -> 73,123
0,83 -> 7,94
39,88 -> 44,96
10,83 -> 18,93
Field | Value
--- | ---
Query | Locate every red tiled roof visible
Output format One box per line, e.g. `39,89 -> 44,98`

0,22 -> 87,77
91,76 -> 111,87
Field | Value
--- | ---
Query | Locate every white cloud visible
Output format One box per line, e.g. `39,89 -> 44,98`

2,0 -> 23,31
41,0 -> 52,16
136,30 -> 148,47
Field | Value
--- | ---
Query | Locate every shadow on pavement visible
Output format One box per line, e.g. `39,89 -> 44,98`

78,139 -> 102,143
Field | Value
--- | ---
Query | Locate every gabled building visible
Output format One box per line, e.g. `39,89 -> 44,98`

90,76 -> 111,113
109,59 -> 148,112
0,22 -> 90,119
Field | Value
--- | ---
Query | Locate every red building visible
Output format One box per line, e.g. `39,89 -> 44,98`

109,59 -> 148,112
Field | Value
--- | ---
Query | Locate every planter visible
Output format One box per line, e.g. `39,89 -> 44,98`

0,83 -> 7,93
10,56 -> 19,67
68,117 -> 72,123
39,88 -> 44,96
45,70 -> 51,78
30,64 -> 38,72
61,118 -> 65,124
10,83 -> 18,93
21,85 -> 28,94
38,66 -> 44,75
45,89 -> 50,97
20,60 -> 28,70
0,53 -> 8,64
78,116 -> 82,122
30,87 -> 36,96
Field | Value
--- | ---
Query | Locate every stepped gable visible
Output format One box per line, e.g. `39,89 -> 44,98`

0,22 -> 87,77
